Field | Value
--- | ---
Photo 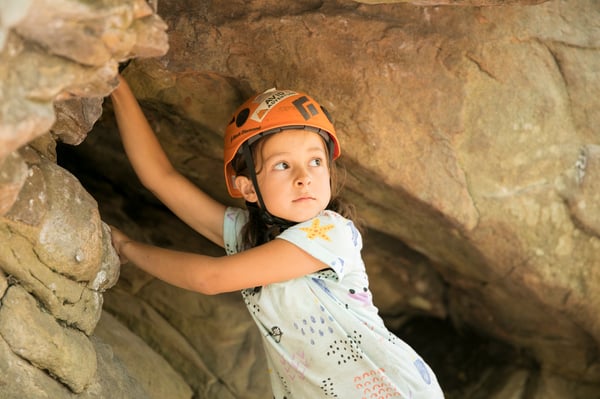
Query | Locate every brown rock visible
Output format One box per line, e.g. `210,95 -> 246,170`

0,286 -> 97,393
0,151 -> 27,216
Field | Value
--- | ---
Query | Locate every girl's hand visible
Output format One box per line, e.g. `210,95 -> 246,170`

109,225 -> 133,265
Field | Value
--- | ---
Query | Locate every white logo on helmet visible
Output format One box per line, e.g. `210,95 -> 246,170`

250,88 -> 296,122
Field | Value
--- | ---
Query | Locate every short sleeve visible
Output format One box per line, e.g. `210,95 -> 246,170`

223,206 -> 248,255
276,211 -> 362,278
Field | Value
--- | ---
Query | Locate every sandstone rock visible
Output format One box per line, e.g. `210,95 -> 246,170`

0,0 -> 32,49
0,286 -> 97,393
0,224 -> 104,334
4,162 -> 47,226
14,0 -> 136,66
563,144 -> 600,236
0,151 -> 27,216
52,97 -> 105,146
0,332 -> 77,399
94,311 -> 193,399
0,329 -> 154,398
0,152 -> 120,333
27,133 -> 58,162
129,13 -> 170,59
0,0 -> 171,396
0,270 -> 7,298
104,287 -> 246,398
122,59 -> 241,135
0,0 -> 168,161
83,336 -> 152,399
134,279 -> 276,398
354,0 -> 548,4
534,371 -> 600,399
26,159 -> 103,281
0,34 -> 57,161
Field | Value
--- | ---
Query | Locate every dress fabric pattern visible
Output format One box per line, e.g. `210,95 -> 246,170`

223,207 -> 444,399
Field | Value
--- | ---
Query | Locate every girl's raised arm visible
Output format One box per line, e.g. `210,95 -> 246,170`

110,75 -> 226,247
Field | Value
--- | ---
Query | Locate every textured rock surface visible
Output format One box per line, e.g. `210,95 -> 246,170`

1,0 -> 600,398
0,285 -> 97,392
93,311 -> 193,399
0,0 -> 172,397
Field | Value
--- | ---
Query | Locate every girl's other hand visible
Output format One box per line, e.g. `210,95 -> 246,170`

110,225 -> 132,265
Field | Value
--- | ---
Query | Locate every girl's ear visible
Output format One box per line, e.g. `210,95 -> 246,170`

235,176 -> 258,203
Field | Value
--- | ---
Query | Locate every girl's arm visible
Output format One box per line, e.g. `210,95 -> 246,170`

112,226 -> 326,295
110,76 -> 226,247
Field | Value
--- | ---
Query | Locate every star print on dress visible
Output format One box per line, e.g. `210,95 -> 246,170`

300,218 -> 335,241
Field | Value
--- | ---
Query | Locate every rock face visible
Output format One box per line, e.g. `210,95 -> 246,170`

1,0 -> 600,398
0,0 -> 177,397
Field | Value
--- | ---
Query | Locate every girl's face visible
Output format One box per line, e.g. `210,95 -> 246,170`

248,129 -> 332,223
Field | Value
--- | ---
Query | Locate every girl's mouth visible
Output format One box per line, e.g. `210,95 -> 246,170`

293,196 -> 314,202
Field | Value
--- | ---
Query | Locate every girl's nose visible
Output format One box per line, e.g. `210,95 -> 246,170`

295,170 -> 311,186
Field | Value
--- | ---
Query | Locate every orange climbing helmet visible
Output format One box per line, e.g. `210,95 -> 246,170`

223,88 -> 341,198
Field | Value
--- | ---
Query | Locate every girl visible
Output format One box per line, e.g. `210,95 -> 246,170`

109,75 -> 444,398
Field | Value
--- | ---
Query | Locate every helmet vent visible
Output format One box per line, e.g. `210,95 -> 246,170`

235,108 -> 250,127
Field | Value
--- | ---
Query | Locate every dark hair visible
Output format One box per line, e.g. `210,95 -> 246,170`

232,133 -> 360,249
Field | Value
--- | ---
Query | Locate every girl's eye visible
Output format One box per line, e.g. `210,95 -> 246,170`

309,158 -> 322,167
273,162 -> 289,170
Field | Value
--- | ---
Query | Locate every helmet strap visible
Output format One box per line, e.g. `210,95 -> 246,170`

241,142 -> 296,239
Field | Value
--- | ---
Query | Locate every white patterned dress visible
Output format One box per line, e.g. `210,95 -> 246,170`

224,207 -> 444,399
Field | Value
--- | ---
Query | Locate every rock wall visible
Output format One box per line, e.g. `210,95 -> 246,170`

0,0 -> 183,397
1,0 -> 600,398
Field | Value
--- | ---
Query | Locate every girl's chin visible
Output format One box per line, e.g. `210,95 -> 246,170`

268,202 -> 326,223
286,210 -> 323,224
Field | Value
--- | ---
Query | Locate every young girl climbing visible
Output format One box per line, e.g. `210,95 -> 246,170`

109,75 -> 445,398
